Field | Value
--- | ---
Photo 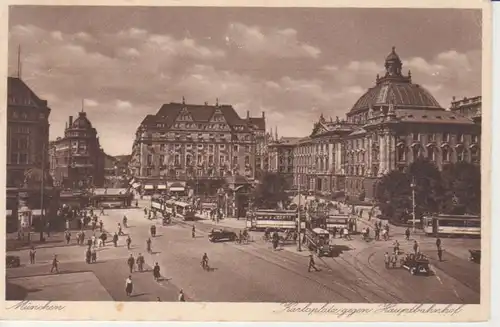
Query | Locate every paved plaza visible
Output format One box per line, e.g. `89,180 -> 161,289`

6,201 -> 480,303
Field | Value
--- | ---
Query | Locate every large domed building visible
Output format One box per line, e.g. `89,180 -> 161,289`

49,110 -> 106,188
292,47 -> 481,201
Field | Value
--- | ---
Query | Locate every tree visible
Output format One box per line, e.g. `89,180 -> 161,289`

408,158 -> 444,217
252,172 -> 290,209
375,170 -> 412,222
440,162 -> 481,214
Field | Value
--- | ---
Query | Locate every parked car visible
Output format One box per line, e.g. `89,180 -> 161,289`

208,229 -> 237,242
6,255 -> 20,268
400,254 -> 430,275
469,249 -> 481,263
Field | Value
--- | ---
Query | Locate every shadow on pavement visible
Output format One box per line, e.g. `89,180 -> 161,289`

331,245 -> 352,257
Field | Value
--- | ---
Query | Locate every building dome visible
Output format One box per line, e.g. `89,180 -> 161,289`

72,111 -> 93,129
348,47 -> 443,115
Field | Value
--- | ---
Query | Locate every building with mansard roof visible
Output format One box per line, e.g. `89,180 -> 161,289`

49,111 -> 105,188
129,98 -> 266,193
291,47 -> 481,202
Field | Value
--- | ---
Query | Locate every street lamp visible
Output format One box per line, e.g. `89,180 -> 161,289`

410,177 -> 416,233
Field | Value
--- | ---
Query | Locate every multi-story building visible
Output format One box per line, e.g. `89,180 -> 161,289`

268,136 -> 300,187
49,111 -> 105,188
450,95 -> 481,122
129,99 -> 266,192
6,77 -> 51,188
288,47 -> 481,202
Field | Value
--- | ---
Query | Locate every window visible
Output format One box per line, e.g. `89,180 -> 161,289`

457,133 -> 464,143
412,133 -> 420,141
428,134 -> 435,142
159,155 -> 165,164
233,156 -> 238,165
209,144 -> 214,152
233,145 -> 239,152
442,132 -> 450,142
175,155 -> 180,165
471,147 -> 480,162
428,147 -> 436,161
147,155 -> 153,165
397,146 -> 406,161
186,144 -> 192,149
198,144 -> 204,149
219,144 -> 225,150
219,155 -> 225,164
146,168 -> 152,176
10,153 -> 18,164
160,144 -> 166,151
412,146 -> 420,159
472,135 -> 479,144
457,149 -> 464,161
198,133 -> 203,139
209,155 -> 214,164
197,155 -> 202,164
442,147 -> 450,162
245,156 -> 250,165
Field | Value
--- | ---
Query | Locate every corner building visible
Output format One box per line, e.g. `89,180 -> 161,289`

293,47 -> 481,201
129,99 -> 266,190
49,111 -> 105,188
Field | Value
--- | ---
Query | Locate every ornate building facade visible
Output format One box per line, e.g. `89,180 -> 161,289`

6,77 -> 51,188
129,99 -> 266,191
290,47 -> 481,201
268,135 -> 299,187
450,95 -> 481,122
49,111 -> 105,188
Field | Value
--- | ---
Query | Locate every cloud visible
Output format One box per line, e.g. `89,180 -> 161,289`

116,100 -> 133,109
226,22 -> 321,59
84,99 -> 99,107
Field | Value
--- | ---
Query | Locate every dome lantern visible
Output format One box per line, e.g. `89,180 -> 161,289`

384,46 -> 403,77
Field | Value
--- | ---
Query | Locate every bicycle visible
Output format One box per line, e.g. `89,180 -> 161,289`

200,260 -> 210,271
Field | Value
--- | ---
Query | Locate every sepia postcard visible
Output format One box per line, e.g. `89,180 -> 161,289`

0,0 -> 492,322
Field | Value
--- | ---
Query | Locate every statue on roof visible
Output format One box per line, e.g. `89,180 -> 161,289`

182,96 -> 185,104
336,116 -> 340,123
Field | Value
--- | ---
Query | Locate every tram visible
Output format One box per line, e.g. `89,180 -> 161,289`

246,209 -> 304,231
422,214 -> 480,237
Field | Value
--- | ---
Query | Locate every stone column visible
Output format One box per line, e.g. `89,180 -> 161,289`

367,136 -> 373,176
388,132 -> 396,172
378,132 -> 386,176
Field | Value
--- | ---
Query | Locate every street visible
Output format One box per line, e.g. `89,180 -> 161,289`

6,204 -> 480,303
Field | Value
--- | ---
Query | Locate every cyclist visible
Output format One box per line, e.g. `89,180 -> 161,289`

201,253 -> 209,270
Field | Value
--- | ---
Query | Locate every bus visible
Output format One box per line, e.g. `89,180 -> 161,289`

246,209 -> 305,231
325,214 -> 358,233
422,214 -> 480,237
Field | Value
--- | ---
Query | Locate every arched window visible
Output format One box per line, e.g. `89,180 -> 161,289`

442,146 -> 450,162
397,144 -> 406,162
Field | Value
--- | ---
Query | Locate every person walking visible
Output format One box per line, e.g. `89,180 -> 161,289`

29,246 -> 36,264
436,238 -> 443,261
146,238 -> 152,254
192,225 -> 196,238
405,227 -> 411,241
384,252 -> 390,269
113,232 -> 119,247
391,253 -> 398,269
92,233 -> 97,247
85,248 -> 92,264
125,276 -> 133,296
308,255 -> 320,272
126,235 -> 132,250
91,247 -> 97,263
153,262 -> 161,282
413,240 -> 419,255
51,255 -> 60,273
178,289 -> 185,302
65,230 -> 71,245
100,206 -> 105,216
99,220 -> 104,232
127,254 -> 135,273
136,253 -> 145,272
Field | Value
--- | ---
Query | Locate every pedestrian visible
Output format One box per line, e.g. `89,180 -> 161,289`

92,234 -> 97,247
136,253 -> 145,272
436,238 -> 442,250
85,248 -> 91,264
391,253 -> 398,268
178,289 -> 185,302
91,247 -> 97,263
118,223 -> 123,236
99,220 -> 103,232
381,228 -> 387,241
384,252 -> 390,269
153,262 -> 161,281
405,228 -> 411,241
332,226 -> 337,238
192,225 -> 196,238
126,235 -> 132,250
80,230 -> 86,245
127,254 -> 135,273
51,255 -> 60,273
113,232 -> 118,247
374,228 -> 379,241
413,240 -> 419,255
146,238 -> 152,253
393,240 -> 400,254
65,230 -> 71,244
100,207 -> 105,216
308,255 -> 320,272
29,246 -> 36,264
125,276 -> 133,296
344,228 -> 351,240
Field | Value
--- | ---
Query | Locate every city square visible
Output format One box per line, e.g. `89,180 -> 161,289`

5,7 -> 482,304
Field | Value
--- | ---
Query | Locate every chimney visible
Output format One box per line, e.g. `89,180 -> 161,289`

247,110 -> 250,119
69,115 -> 73,126
262,111 -> 265,118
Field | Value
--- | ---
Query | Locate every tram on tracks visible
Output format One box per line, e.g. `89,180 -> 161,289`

246,209 -> 305,231
422,214 -> 480,237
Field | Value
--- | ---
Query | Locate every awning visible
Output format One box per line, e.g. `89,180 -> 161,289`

157,185 -> 167,190
144,185 -> 154,190
32,209 -> 46,216
170,187 -> 185,192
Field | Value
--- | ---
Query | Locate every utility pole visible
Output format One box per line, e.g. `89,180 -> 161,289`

411,177 -> 416,233
39,142 -> 46,242
17,44 -> 22,78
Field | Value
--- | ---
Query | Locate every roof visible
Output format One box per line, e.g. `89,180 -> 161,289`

350,82 -> 442,114
246,117 -> 266,130
7,77 -> 49,109
152,102 -> 248,130
385,46 -> 401,62
394,109 -> 476,125
71,111 -> 93,129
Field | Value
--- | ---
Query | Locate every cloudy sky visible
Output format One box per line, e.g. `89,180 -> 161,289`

8,6 -> 482,155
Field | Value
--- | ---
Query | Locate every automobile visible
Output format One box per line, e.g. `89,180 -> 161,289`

6,255 -> 20,268
469,249 -> 481,263
400,253 -> 430,275
208,229 -> 237,242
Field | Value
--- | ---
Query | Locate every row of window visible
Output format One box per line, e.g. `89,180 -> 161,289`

146,154 -> 251,166
9,109 -> 46,120
143,133 -> 253,142
154,143 -> 252,152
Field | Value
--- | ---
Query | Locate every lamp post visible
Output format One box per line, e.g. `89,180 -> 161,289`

410,177 -> 416,233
